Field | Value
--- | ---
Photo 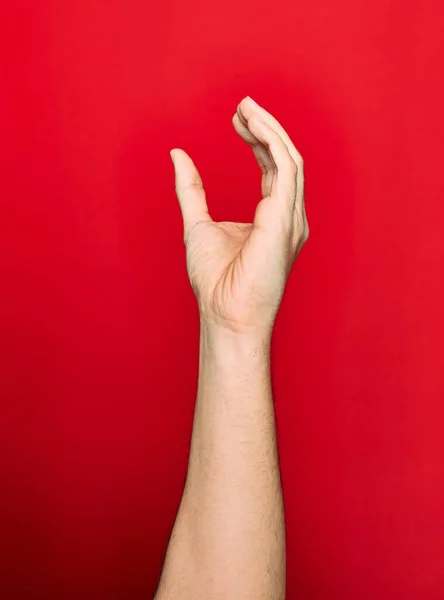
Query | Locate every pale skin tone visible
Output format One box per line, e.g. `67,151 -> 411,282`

155,96 -> 308,599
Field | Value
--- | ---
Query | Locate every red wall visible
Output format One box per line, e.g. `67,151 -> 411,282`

1,1 -> 443,598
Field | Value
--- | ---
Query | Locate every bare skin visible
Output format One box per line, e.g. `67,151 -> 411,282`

155,96 -> 308,599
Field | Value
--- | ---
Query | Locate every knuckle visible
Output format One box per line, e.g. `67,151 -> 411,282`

292,211 -> 310,244
293,149 -> 304,169
187,180 -> 204,192
292,212 -> 302,233
288,157 -> 298,176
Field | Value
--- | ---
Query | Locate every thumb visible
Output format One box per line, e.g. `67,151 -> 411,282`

170,149 -> 212,241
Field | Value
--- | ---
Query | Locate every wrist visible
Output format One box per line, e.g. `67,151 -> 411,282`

199,317 -> 271,362
198,318 -> 272,403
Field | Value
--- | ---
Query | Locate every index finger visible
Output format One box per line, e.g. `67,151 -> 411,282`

238,97 -> 304,207
237,97 -> 303,168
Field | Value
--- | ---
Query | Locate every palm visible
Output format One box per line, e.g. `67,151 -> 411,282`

186,218 -> 285,331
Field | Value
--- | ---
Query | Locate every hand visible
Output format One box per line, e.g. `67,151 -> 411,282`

170,96 -> 309,340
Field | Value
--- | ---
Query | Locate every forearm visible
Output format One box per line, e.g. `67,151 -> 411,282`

156,321 -> 285,599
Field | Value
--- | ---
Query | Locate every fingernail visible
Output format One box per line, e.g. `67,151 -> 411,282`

247,96 -> 257,105
170,150 -> 175,164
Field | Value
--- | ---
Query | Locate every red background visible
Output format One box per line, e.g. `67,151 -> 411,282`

1,1 -> 443,598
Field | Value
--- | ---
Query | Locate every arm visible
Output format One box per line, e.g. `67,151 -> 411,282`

157,324 -> 283,599
156,96 -> 308,599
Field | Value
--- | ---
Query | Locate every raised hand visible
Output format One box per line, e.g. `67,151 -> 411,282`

170,96 -> 308,341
